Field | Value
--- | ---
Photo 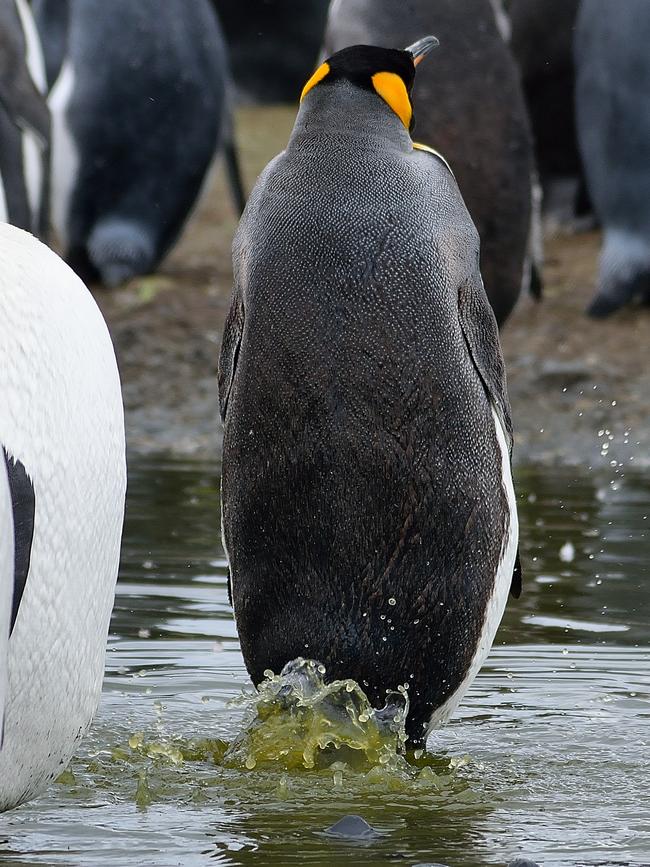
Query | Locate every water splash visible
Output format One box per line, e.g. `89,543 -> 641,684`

223,657 -> 409,771
56,659 -> 476,807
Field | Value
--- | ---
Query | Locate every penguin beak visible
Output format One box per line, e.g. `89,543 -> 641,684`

405,35 -> 439,66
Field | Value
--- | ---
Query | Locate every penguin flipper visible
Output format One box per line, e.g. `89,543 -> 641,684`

459,277 -> 521,597
3,449 -> 35,634
458,273 -> 514,451
0,31 -> 50,147
218,292 -> 245,421
224,139 -> 247,216
511,549 -> 522,599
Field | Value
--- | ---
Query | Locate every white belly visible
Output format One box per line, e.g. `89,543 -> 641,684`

0,223 -> 126,810
426,406 -> 519,736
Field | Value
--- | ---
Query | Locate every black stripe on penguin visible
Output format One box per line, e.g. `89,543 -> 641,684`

3,449 -> 35,634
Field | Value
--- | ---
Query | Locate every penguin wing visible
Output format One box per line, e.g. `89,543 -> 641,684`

2,449 -> 35,633
458,273 -> 522,598
458,272 -> 513,448
218,292 -> 245,421
0,39 -> 50,146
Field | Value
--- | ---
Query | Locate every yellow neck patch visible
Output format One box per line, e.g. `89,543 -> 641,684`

300,62 -> 331,102
371,71 -> 412,129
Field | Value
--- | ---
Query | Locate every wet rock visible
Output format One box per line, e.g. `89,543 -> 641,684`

323,815 -> 381,840
508,859 -> 542,867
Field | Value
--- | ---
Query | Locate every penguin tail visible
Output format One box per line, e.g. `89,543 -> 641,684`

223,138 -> 247,216
529,262 -> 543,301
87,219 -> 155,289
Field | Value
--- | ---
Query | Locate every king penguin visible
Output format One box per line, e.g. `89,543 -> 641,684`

219,40 -> 521,746
32,0 -> 244,287
0,223 -> 126,810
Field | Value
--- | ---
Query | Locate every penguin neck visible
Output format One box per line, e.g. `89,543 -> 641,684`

290,81 -> 413,152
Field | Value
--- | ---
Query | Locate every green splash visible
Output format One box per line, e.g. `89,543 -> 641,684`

56,659 -> 477,807
223,657 -> 409,772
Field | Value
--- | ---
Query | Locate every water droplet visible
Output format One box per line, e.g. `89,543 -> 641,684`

559,542 -> 575,563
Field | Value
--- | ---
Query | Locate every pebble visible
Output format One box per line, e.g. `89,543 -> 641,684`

323,815 -> 382,840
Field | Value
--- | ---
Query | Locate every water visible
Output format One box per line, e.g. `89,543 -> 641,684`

0,457 -> 648,867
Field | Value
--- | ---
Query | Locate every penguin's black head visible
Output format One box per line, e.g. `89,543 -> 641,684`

300,37 -> 438,133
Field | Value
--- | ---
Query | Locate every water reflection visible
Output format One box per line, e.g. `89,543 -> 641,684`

0,457 -> 647,867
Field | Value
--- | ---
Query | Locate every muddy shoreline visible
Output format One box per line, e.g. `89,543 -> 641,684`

92,106 -> 650,470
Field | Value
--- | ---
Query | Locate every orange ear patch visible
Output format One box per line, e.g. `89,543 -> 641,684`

371,71 -> 412,129
300,62 -> 331,102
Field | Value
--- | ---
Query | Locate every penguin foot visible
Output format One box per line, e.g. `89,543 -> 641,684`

587,276 -> 650,318
87,219 -> 155,288
590,231 -> 650,316
586,292 -> 626,318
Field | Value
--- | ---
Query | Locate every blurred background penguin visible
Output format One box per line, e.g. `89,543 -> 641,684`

32,0 -> 244,287
0,0 -> 49,238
